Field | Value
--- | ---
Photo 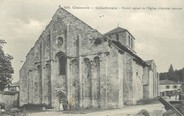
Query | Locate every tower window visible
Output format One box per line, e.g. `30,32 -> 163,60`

128,35 -> 131,47
116,34 -> 119,41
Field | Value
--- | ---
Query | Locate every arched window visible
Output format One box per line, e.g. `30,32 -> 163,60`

94,56 -> 100,62
131,38 -> 133,48
37,65 -> 42,87
57,54 -> 66,75
56,52 -> 66,75
71,59 -> 78,74
94,56 -> 100,105
128,35 -> 131,47
94,56 -> 100,74
116,34 -> 119,41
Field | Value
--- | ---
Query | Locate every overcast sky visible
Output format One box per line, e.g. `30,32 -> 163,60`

0,0 -> 184,82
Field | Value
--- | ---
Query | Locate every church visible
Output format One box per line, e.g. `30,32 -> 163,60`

19,7 -> 159,110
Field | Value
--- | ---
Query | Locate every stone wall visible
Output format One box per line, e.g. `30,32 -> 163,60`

123,53 -> 133,105
0,93 -> 18,110
132,60 -> 143,104
143,67 -> 150,99
142,60 -> 159,99
106,46 -> 119,108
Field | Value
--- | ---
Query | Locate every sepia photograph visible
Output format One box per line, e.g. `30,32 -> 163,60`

0,0 -> 184,115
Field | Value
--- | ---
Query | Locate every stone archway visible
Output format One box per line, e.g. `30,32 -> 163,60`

56,91 -> 68,111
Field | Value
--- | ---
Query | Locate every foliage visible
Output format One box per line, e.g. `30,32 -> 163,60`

0,39 -> 14,91
160,64 -> 184,82
168,64 -> 174,72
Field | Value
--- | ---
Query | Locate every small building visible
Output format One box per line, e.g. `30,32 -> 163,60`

4,82 -> 19,92
0,81 -> 19,110
159,79 -> 181,97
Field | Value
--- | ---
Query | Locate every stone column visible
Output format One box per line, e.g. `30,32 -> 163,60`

91,61 -> 96,107
67,58 -> 72,107
78,34 -> 83,108
105,53 -> 110,108
118,53 -> 123,108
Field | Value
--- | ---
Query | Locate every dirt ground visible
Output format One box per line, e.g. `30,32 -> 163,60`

25,103 -> 165,116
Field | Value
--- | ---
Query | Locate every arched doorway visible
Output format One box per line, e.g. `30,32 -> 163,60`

56,91 -> 68,111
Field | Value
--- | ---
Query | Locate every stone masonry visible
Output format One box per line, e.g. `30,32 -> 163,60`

19,7 -> 159,110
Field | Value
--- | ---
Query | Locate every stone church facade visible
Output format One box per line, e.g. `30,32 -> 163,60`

19,7 -> 159,110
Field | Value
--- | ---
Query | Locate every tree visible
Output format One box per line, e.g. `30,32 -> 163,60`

160,65 -> 184,82
167,64 -> 176,81
0,39 -> 14,91
168,64 -> 174,73
181,68 -> 184,81
159,72 -> 168,80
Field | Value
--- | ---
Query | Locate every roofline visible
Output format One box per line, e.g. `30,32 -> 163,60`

104,28 -> 127,35
20,7 -> 103,71
110,40 -> 148,67
58,7 -> 102,34
104,27 -> 135,40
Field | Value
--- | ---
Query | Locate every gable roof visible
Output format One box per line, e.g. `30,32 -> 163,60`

104,27 -> 127,35
21,7 -> 103,71
56,7 -> 100,33
160,79 -> 179,85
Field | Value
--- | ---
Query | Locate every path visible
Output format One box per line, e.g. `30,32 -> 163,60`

27,103 -> 166,116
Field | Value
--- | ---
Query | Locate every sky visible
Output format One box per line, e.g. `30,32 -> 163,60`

0,0 -> 184,82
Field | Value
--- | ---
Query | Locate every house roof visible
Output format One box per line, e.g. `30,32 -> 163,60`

5,81 -> 19,87
104,27 -> 127,35
160,79 -> 179,85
